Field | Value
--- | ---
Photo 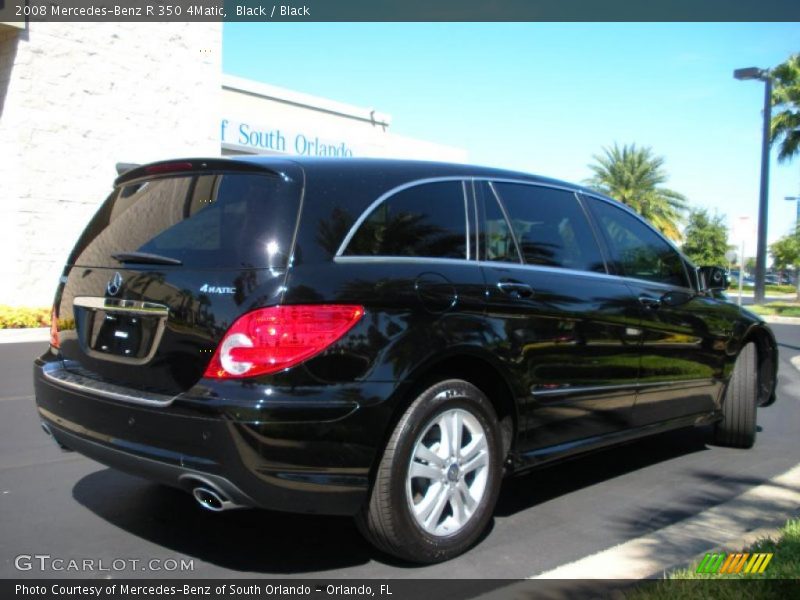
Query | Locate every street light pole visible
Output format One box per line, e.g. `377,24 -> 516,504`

739,237 -> 746,307
787,196 -> 800,298
755,76 -> 772,304
734,66 -> 773,305
734,215 -> 751,307
787,196 -> 800,229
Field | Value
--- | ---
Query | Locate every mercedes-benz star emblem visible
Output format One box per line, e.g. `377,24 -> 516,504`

107,272 -> 123,296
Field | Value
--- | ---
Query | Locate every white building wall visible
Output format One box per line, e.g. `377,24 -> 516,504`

221,75 -> 468,162
0,23 -> 222,306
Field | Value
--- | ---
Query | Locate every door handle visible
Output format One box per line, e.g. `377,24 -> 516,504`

497,281 -> 534,298
638,295 -> 661,310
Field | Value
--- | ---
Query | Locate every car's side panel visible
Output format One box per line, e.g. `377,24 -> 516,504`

479,262 -> 642,455
623,280 -> 734,426
281,259 -> 489,385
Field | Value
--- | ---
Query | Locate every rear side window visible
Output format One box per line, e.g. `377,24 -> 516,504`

587,197 -> 690,288
481,183 -> 520,263
68,173 -> 300,269
344,181 -> 468,259
491,183 -> 606,273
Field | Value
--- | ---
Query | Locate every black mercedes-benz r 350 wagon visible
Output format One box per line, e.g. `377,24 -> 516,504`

34,157 -> 778,563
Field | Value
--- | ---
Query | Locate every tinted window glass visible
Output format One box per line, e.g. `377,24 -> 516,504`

492,183 -> 606,273
588,198 -> 690,288
482,185 -> 520,263
69,173 -> 300,269
345,181 -> 467,259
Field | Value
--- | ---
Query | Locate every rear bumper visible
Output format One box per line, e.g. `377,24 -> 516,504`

34,354 -> 397,516
42,422 -> 256,508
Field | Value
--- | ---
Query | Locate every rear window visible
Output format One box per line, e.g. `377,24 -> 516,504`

68,173 -> 300,269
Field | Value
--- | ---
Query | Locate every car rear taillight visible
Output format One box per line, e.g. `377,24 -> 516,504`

203,305 -> 364,379
49,306 -> 60,349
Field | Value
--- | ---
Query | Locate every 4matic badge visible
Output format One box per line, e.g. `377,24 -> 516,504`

199,284 -> 235,295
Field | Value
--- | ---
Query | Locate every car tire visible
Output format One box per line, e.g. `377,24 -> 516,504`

713,342 -> 758,449
356,379 -> 503,563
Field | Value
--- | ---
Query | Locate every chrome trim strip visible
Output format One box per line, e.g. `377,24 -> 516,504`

474,260 -> 624,284
334,255 -> 473,266
462,180 -> 471,260
331,174 -> 697,294
531,378 -> 716,398
520,413 -> 713,462
72,297 -> 169,365
471,180 -> 481,260
41,361 -> 176,407
73,296 -> 169,316
335,175 -> 582,258
335,176 -> 473,257
333,254 -> 637,284
478,176 -> 585,194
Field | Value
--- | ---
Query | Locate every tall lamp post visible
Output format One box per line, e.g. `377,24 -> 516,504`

787,196 -> 800,228
732,216 -> 752,307
734,66 -> 773,304
786,196 -> 800,295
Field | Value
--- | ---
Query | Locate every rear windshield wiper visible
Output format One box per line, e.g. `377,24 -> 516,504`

111,251 -> 183,266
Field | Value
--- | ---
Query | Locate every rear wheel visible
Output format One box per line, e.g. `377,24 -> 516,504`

713,342 -> 758,448
356,379 -> 503,563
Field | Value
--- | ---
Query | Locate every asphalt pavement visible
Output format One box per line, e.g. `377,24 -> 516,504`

1,325 -> 799,579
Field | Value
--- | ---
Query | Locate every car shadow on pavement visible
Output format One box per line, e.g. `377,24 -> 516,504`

72,470 -> 381,574
494,426 -> 711,518
71,427 -> 708,574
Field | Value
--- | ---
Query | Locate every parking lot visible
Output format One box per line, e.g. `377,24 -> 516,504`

2,323 -> 799,579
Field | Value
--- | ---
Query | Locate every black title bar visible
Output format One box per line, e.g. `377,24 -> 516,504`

2,0 -> 800,22
6,579 -> 800,600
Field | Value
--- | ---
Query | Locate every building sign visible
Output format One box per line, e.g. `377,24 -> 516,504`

221,119 -> 356,157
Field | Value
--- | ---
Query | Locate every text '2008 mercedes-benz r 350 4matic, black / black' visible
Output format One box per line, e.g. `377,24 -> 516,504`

34,157 -> 778,563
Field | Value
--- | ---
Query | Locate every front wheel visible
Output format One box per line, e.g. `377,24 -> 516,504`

713,342 -> 758,448
356,379 -> 503,563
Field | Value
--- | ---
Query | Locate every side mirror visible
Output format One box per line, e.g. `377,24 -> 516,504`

698,266 -> 729,292
661,290 -> 695,307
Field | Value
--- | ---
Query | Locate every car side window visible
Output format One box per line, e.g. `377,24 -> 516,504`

481,183 -> 521,263
588,197 -> 690,288
344,181 -> 468,259
491,182 -> 606,273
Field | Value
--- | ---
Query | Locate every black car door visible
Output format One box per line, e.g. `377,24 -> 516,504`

582,195 -> 729,426
477,181 -> 642,459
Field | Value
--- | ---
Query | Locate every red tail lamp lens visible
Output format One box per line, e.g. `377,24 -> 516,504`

203,305 -> 364,379
49,306 -> 60,349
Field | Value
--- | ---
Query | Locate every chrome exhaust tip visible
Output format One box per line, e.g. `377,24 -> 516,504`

40,421 -> 73,451
192,486 -> 239,512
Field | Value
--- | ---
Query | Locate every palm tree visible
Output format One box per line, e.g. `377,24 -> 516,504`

586,143 -> 688,241
770,53 -> 800,162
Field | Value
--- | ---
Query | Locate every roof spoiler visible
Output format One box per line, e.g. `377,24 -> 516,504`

114,158 -> 283,186
116,163 -> 141,176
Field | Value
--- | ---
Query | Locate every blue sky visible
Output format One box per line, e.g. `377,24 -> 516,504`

224,23 -> 800,248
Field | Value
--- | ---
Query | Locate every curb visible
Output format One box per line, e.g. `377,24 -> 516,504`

761,315 -> 800,325
0,328 -> 50,344
527,463 -> 800,580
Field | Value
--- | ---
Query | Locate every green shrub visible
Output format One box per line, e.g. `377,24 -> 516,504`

0,305 -> 52,329
748,302 -> 800,318
741,284 -> 797,294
